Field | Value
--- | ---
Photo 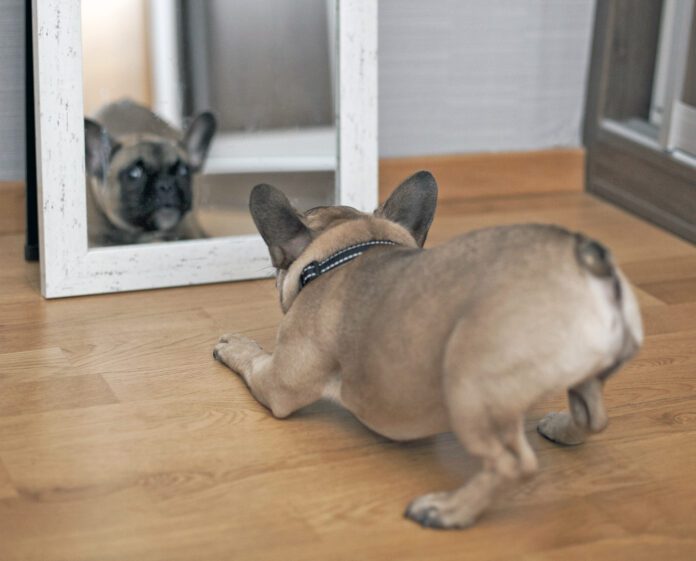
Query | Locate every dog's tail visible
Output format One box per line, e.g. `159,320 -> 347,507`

574,234 -> 643,360
575,236 -> 614,278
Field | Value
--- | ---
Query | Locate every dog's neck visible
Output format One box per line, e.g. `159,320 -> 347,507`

279,217 -> 418,312
298,240 -> 400,289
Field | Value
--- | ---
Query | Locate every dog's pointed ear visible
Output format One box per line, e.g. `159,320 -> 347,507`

184,111 -> 217,172
84,118 -> 118,179
375,170 -> 438,247
250,184 -> 313,269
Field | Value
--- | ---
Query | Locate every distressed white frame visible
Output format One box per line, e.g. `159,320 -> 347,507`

32,0 -> 378,298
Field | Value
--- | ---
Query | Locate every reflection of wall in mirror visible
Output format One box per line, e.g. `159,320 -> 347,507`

203,0 -> 333,131
81,0 -> 152,116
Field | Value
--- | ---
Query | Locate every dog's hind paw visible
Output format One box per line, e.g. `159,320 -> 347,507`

404,492 -> 476,530
537,412 -> 586,446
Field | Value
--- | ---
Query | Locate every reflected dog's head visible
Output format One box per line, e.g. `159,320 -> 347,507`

84,105 -> 216,235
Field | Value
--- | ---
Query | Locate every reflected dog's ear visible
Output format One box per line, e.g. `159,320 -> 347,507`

84,118 -> 119,179
249,184 -> 313,269
375,170 -> 438,247
184,112 -> 217,172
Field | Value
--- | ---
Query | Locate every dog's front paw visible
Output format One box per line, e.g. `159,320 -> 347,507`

404,492 -> 476,530
213,333 -> 263,369
537,411 -> 585,446
212,334 -> 230,362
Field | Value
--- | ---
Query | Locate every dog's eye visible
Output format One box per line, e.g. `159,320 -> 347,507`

128,164 -> 144,180
176,162 -> 189,177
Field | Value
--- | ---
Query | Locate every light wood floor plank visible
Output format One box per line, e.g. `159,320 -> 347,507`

0,458 -> 17,500
0,374 -> 118,417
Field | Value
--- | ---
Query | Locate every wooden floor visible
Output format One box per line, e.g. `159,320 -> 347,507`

1,186 -> 696,560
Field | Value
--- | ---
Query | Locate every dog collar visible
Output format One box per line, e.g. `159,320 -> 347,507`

299,240 -> 399,290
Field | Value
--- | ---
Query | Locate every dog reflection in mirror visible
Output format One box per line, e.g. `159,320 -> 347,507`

84,99 -> 216,245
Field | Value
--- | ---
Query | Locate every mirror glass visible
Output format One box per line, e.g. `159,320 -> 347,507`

81,0 -> 336,246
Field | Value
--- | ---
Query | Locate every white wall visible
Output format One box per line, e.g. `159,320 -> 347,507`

378,0 -> 596,157
0,0 -> 596,180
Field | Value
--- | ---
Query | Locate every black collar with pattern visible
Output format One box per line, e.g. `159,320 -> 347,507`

299,240 -> 399,290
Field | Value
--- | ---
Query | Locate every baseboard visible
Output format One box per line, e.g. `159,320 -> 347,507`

379,148 -> 584,202
0,149 -> 584,236
0,182 -> 25,236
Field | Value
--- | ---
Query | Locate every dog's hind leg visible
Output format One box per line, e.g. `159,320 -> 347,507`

538,240 -> 643,447
213,333 -> 334,418
403,316 -> 542,529
405,414 -> 537,529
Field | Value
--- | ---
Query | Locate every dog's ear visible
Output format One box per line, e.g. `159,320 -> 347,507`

184,111 -> 217,172
250,184 -> 313,269
84,118 -> 119,179
376,170 -> 438,247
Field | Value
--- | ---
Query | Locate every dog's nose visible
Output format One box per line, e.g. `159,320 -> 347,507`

156,181 -> 175,194
154,179 -> 180,208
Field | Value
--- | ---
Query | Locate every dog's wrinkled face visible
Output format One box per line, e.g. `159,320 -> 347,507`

84,113 -> 216,233
105,140 -> 193,232
248,171 -> 438,301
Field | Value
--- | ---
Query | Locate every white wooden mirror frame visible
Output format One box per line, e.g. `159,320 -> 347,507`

32,0 -> 377,298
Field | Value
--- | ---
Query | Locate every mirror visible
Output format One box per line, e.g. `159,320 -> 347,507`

34,0 -> 375,297
81,0 -> 337,247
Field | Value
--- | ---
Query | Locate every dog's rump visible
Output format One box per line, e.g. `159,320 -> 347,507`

572,231 -> 643,360
428,224 -> 642,405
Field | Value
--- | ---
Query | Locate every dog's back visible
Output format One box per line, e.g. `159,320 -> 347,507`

329,224 -> 641,440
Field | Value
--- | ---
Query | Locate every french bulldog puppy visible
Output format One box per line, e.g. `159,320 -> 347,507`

84,99 -> 216,245
213,171 -> 643,530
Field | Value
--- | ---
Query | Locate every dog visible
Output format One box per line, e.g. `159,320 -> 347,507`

84,99 -> 216,245
213,171 -> 643,529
